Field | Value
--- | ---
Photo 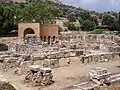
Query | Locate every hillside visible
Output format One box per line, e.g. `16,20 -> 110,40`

11,0 -> 26,3
46,0 -> 61,4
0,0 -> 60,3
1,0 -> 110,33
26,0 -> 61,4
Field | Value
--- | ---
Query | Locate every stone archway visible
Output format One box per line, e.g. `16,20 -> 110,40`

18,23 -> 41,39
24,28 -> 35,37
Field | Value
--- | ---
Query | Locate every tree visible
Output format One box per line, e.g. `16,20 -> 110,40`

68,23 -> 76,31
102,14 -> 119,30
22,3 -> 56,24
77,11 -> 91,21
67,12 -> 76,22
14,5 -> 23,28
0,4 -> 4,33
90,15 -> 99,26
98,13 -> 103,19
0,4 -> 15,33
81,20 -> 96,31
118,12 -> 120,33
3,5 -> 15,32
111,12 -> 118,19
63,21 -> 79,31
102,14 -> 117,26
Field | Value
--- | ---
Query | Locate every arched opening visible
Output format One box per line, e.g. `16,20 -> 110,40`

24,28 -> 35,38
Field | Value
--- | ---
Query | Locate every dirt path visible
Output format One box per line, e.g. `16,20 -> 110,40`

0,60 -> 120,90
43,60 -> 120,90
0,72 -> 38,90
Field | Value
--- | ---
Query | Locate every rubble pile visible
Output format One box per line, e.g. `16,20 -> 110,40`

24,34 -> 41,45
88,67 -> 120,87
89,67 -> 111,84
8,34 -> 84,62
25,65 -> 53,86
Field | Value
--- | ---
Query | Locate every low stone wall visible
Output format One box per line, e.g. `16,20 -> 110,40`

42,59 -> 59,68
81,52 -> 120,64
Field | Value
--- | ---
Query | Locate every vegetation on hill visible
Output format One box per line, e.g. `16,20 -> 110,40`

0,1 -> 120,34
26,0 -> 61,4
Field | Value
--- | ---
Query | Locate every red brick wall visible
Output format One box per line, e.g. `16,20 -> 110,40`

18,23 -> 60,39
40,24 -> 59,37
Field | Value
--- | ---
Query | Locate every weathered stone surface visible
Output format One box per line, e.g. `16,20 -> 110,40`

42,59 -> 59,68
25,65 -> 53,86
69,82 -> 99,90
1,31 -> 120,74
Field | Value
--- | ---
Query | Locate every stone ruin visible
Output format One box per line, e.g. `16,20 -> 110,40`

68,81 -> 99,90
6,34 -> 85,70
1,32 -> 120,72
0,31 -> 120,87
25,65 -> 53,86
67,66 -> 120,90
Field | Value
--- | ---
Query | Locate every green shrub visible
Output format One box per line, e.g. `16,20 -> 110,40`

68,23 -> 76,31
93,29 -> 103,34
81,20 -> 96,31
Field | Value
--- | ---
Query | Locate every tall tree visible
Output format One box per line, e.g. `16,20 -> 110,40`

90,15 -> 99,26
22,3 -> 56,24
67,12 -> 76,22
3,5 -> 15,32
81,20 -> 96,31
0,4 -> 15,33
102,14 -> 117,26
0,4 -> 4,33
78,11 -> 91,21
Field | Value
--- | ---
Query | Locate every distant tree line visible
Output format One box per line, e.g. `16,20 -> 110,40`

0,2 -> 120,35
0,2 -> 57,34
65,11 -> 120,32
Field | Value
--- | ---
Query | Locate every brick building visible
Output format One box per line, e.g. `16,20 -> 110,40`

18,23 -> 60,43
